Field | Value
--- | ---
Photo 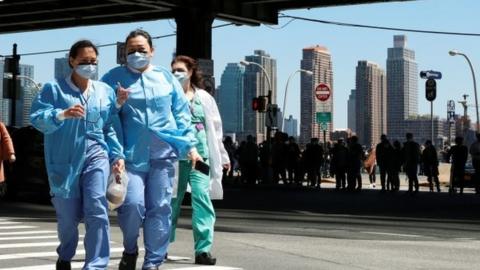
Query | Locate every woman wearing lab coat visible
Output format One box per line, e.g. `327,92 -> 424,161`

30,40 -> 125,270
101,30 -> 200,270
169,55 -> 230,265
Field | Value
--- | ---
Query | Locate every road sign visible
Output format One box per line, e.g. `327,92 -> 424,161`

316,112 -> 332,124
315,83 -> 331,101
425,78 -> 437,101
447,111 -> 456,123
447,100 -> 455,112
420,70 -> 442,80
320,122 -> 328,131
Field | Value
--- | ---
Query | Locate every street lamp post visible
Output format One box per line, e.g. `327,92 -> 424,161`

449,50 -> 479,132
240,60 -> 273,141
282,69 -> 312,132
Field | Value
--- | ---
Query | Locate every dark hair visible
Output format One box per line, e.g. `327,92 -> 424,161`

68,40 -> 98,68
125,29 -> 153,48
455,136 -> 464,145
406,133 -> 413,140
171,55 -> 205,89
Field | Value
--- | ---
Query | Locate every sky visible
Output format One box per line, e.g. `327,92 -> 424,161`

0,0 -> 479,129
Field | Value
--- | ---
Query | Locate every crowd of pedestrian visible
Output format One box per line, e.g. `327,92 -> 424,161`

225,132 -> 480,195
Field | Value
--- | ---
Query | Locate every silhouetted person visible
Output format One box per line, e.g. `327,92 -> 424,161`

422,140 -> 440,192
259,141 -> 271,184
304,138 -> 323,188
271,132 -> 287,184
240,135 -> 258,185
330,138 -> 348,190
364,148 -> 376,188
223,136 -> 236,179
376,134 -> 392,191
389,140 -> 403,191
286,136 -> 301,185
403,133 -> 421,193
469,133 -> 480,194
347,136 -> 364,191
449,136 -> 468,194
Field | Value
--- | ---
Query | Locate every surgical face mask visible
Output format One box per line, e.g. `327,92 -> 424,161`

173,71 -> 189,85
127,52 -> 150,70
75,64 -> 97,80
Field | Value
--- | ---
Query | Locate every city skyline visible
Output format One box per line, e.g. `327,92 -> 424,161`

0,0 -> 478,130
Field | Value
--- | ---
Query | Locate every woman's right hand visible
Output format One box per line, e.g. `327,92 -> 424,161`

116,83 -> 130,106
64,104 -> 85,119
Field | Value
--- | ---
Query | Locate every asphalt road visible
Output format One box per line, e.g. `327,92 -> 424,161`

1,185 -> 480,269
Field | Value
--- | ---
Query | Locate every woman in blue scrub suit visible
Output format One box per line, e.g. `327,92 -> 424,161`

30,40 -> 125,270
169,55 -> 230,265
102,29 -> 201,270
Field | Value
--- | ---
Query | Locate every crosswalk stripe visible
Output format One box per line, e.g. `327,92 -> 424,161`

0,226 -> 36,230
0,235 -> 58,241
0,230 -> 56,236
0,241 -> 60,249
165,267 -> 242,270
0,247 -> 124,260
0,222 -> 21,225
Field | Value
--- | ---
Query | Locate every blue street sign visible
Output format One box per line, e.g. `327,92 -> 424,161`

420,70 -> 442,80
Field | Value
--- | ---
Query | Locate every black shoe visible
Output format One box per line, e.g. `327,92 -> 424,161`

119,251 -> 138,270
195,252 -> 217,265
56,259 -> 71,270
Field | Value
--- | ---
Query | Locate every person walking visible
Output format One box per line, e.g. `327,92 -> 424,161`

0,122 -> 15,198
347,136 -> 364,191
469,133 -> 480,194
449,136 -> 468,194
330,138 -> 348,190
364,148 -> 377,189
389,140 -> 403,191
376,134 -> 392,191
403,133 -> 421,194
169,55 -> 230,265
102,30 -> 201,270
31,40 -> 125,270
422,140 -> 441,192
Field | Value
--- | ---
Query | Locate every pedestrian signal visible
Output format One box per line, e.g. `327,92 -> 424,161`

252,97 -> 268,112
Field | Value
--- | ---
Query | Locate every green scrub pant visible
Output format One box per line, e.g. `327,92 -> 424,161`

170,160 -> 215,255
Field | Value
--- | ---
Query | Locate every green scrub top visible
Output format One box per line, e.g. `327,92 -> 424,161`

190,93 -> 209,159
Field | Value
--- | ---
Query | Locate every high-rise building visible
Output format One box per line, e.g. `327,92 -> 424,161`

386,35 -> 418,141
300,45 -> 333,145
347,89 -> 356,133
17,64 -> 35,127
0,60 -> 35,126
355,61 -> 387,147
284,115 -> 298,137
243,50 -> 277,143
54,54 -> 98,80
216,63 -> 245,134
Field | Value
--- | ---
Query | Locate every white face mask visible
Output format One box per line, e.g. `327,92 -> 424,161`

75,64 -> 97,79
126,52 -> 150,70
173,71 -> 189,85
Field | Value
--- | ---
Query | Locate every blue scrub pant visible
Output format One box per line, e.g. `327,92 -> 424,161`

51,144 -> 110,270
117,159 -> 175,269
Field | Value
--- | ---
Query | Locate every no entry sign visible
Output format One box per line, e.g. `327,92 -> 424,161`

315,83 -> 330,101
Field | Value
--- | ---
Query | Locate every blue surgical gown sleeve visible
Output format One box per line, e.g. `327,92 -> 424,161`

30,82 -> 65,135
171,78 -> 197,151
104,92 -> 125,162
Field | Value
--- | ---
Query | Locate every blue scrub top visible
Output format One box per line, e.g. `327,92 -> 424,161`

30,76 -> 124,198
101,65 -> 196,172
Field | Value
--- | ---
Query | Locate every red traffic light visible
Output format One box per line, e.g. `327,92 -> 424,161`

252,97 -> 268,112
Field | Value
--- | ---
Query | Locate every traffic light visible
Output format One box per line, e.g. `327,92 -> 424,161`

3,56 -> 20,99
252,96 -> 268,112
425,78 -> 436,102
